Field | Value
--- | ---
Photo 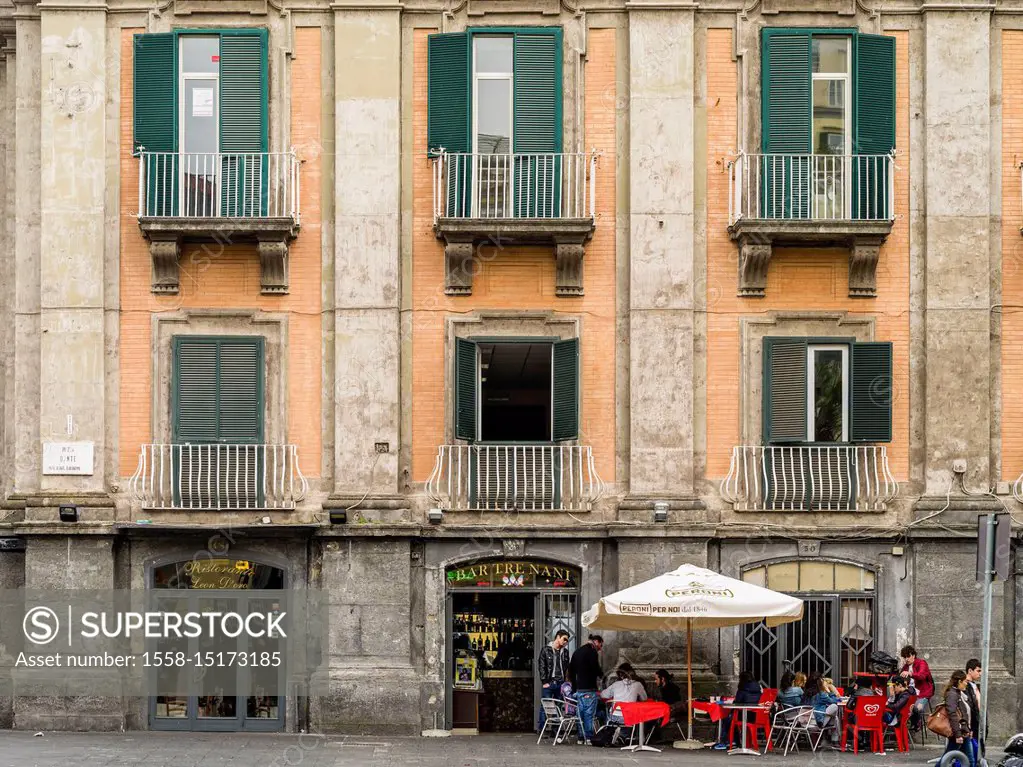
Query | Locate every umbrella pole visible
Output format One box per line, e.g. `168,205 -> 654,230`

675,618 -> 702,749
687,619 -> 693,741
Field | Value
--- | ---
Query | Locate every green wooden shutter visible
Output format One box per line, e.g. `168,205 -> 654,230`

512,29 -> 562,217
134,33 -> 178,216
172,337 -> 264,443
428,32 -> 470,216
173,338 -> 219,443
219,29 -> 269,217
850,341 -> 893,443
762,337 -> 808,444
455,338 -> 478,441
428,32 -> 470,153
853,33 -> 895,220
217,339 -> 264,443
552,338 -> 579,441
761,30 -> 812,219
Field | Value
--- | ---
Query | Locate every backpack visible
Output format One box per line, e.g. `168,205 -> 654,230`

590,726 -> 618,747
868,651 -> 899,674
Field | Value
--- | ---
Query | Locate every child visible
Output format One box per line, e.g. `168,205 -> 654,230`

885,678 -> 912,726
560,681 -> 577,716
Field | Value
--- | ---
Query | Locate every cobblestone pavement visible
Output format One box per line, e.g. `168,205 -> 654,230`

0,731 -> 965,767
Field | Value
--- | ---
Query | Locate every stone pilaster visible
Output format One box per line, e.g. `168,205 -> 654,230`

332,8 -> 402,500
37,6 -> 108,500
12,6 -> 40,496
921,9 -> 992,494
627,8 -> 698,502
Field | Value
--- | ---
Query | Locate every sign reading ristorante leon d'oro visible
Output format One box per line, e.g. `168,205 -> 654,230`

184,559 -> 256,589
446,559 -> 580,589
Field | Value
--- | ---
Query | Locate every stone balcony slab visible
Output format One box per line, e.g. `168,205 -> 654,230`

728,218 -> 894,298
138,217 -> 300,296
434,218 -> 595,297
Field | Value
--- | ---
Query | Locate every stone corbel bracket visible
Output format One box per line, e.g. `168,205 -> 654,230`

138,218 -> 300,296
729,219 -> 893,299
434,218 -> 595,297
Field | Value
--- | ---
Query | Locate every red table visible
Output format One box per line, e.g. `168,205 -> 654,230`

615,700 -> 671,754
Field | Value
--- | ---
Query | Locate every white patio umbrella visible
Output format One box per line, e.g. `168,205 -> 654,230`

582,563 -> 804,746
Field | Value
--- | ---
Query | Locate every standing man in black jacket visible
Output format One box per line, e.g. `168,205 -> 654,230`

568,634 -> 604,744
536,629 -> 571,733
965,658 -> 983,760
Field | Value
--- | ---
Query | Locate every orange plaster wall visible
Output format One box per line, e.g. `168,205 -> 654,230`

1002,31 -> 1023,480
118,27 -> 323,478
704,28 -> 911,481
410,27 -> 618,483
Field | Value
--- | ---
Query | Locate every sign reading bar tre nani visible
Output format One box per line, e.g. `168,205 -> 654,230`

42,442 -> 95,476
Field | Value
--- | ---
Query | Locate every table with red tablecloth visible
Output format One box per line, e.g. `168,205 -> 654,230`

692,700 -> 727,722
616,700 -> 671,727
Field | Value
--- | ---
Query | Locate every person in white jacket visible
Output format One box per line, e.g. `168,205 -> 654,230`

601,662 -> 647,724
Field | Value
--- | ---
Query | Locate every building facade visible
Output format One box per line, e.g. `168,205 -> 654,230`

0,0 -> 1021,739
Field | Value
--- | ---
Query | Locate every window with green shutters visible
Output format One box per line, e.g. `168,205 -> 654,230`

762,336 -> 892,444
760,28 -> 895,220
171,336 -> 265,508
172,336 -> 264,444
453,338 -> 578,443
427,27 -> 563,218
133,29 -> 269,217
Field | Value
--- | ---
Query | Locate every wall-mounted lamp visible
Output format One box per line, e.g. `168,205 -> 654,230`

653,501 -> 669,524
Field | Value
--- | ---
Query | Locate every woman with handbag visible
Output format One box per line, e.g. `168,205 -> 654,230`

939,670 -> 976,767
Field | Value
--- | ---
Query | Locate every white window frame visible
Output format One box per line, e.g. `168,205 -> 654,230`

811,36 -> 852,217
178,36 -> 221,217
471,35 -> 514,217
806,344 -> 849,443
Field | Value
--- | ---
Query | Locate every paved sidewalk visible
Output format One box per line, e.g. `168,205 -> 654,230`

0,731 -> 959,767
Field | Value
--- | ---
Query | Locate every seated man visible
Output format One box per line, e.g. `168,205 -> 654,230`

652,668 -> 686,741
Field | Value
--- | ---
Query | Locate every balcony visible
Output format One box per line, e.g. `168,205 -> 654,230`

721,445 -> 898,512
726,152 -> 895,298
129,443 -> 308,511
426,444 -> 605,512
431,151 -> 598,296
137,150 -> 301,295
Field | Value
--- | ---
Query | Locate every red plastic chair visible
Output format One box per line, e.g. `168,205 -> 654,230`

728,689 -> 777,751
841,695 -> 888,754
884,695 -> 916,752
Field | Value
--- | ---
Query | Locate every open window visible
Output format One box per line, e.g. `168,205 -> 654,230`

454,337 -> 578,443
134,29 -> 269,217
761,28 -> 895,221
760,337 -> 892,510
763,337 -> 891,445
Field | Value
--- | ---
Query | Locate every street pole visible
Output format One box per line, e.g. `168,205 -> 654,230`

979,513 -> 995,767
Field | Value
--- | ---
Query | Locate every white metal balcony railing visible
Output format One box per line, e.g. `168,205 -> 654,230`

138,151 -> 300,220
426,444 -> 605,512
432,151 -> 597,221
721,445 -> 898,512
727,152 -> 895,225
129,444 -> 308,511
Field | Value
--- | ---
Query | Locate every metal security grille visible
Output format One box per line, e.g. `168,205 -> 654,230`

543,593 -> 578,655
742,594 -> 875,688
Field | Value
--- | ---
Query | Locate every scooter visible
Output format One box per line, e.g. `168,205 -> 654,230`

996,733 -> 1023,767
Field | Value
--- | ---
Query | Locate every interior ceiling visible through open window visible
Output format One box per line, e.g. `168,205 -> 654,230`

479,342 -> 552,442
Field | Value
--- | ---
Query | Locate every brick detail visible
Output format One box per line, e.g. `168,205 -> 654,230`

410,28 -> 618,483
705,28 -> 910,481
1002,31 -> 1023,479
118,27 -> 323,479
